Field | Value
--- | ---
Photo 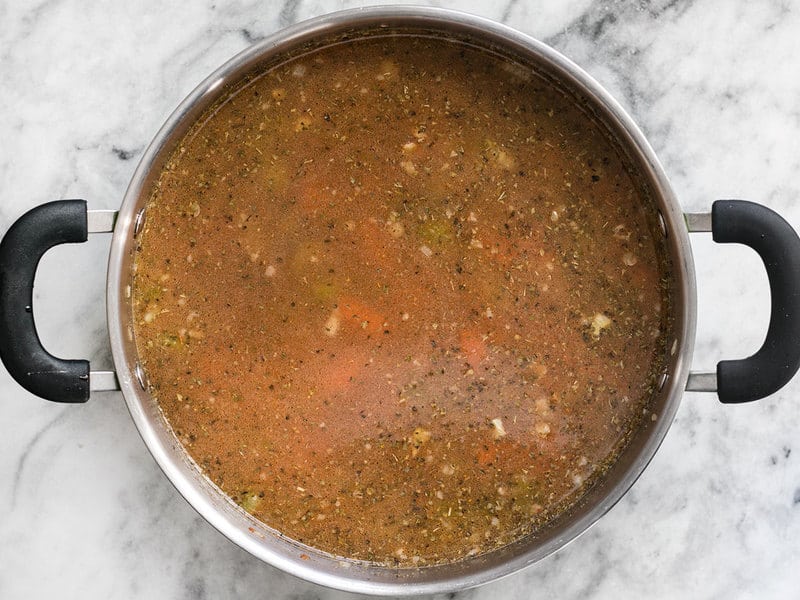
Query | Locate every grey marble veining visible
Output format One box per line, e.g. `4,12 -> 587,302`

2,1 -> 800,598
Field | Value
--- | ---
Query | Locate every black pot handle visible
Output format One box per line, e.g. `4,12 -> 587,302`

0,200 -> 90,403
712,199 -> 800,403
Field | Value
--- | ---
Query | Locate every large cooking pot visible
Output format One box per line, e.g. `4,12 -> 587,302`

1,7 -> 799,596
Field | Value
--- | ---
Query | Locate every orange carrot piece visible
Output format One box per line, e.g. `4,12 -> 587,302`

476,443 -> 498,466
288,171 -> 328,217
480,230 -> 542,269
337,296 -> 386,336
459,329 -> 487,368
480,232 -> 517,266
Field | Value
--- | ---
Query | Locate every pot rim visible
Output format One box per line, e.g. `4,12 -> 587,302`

106,5 -> 696,595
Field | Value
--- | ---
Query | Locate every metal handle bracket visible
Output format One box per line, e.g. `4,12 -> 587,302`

90,370 -> 120,392
87,210 -> 118,233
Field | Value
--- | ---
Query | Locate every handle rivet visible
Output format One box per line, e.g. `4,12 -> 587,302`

133,207 -> 147,238
657,211 -> 667,238
657,372 -> 668,391
134,362 -> 147,391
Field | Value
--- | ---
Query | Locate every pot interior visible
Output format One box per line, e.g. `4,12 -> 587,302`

106,7 -> 694,595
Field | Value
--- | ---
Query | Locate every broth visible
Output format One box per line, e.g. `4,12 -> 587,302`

132,33 -> 673,565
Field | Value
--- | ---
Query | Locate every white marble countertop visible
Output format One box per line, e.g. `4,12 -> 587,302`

2,1 -> 800,598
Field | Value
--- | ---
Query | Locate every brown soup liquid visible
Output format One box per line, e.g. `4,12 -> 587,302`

133,33 -> 673,566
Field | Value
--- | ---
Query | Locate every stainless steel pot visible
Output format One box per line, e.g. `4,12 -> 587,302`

2,7 -> 799,596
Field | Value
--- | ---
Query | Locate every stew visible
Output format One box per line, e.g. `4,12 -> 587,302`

132,32 -> 674,565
